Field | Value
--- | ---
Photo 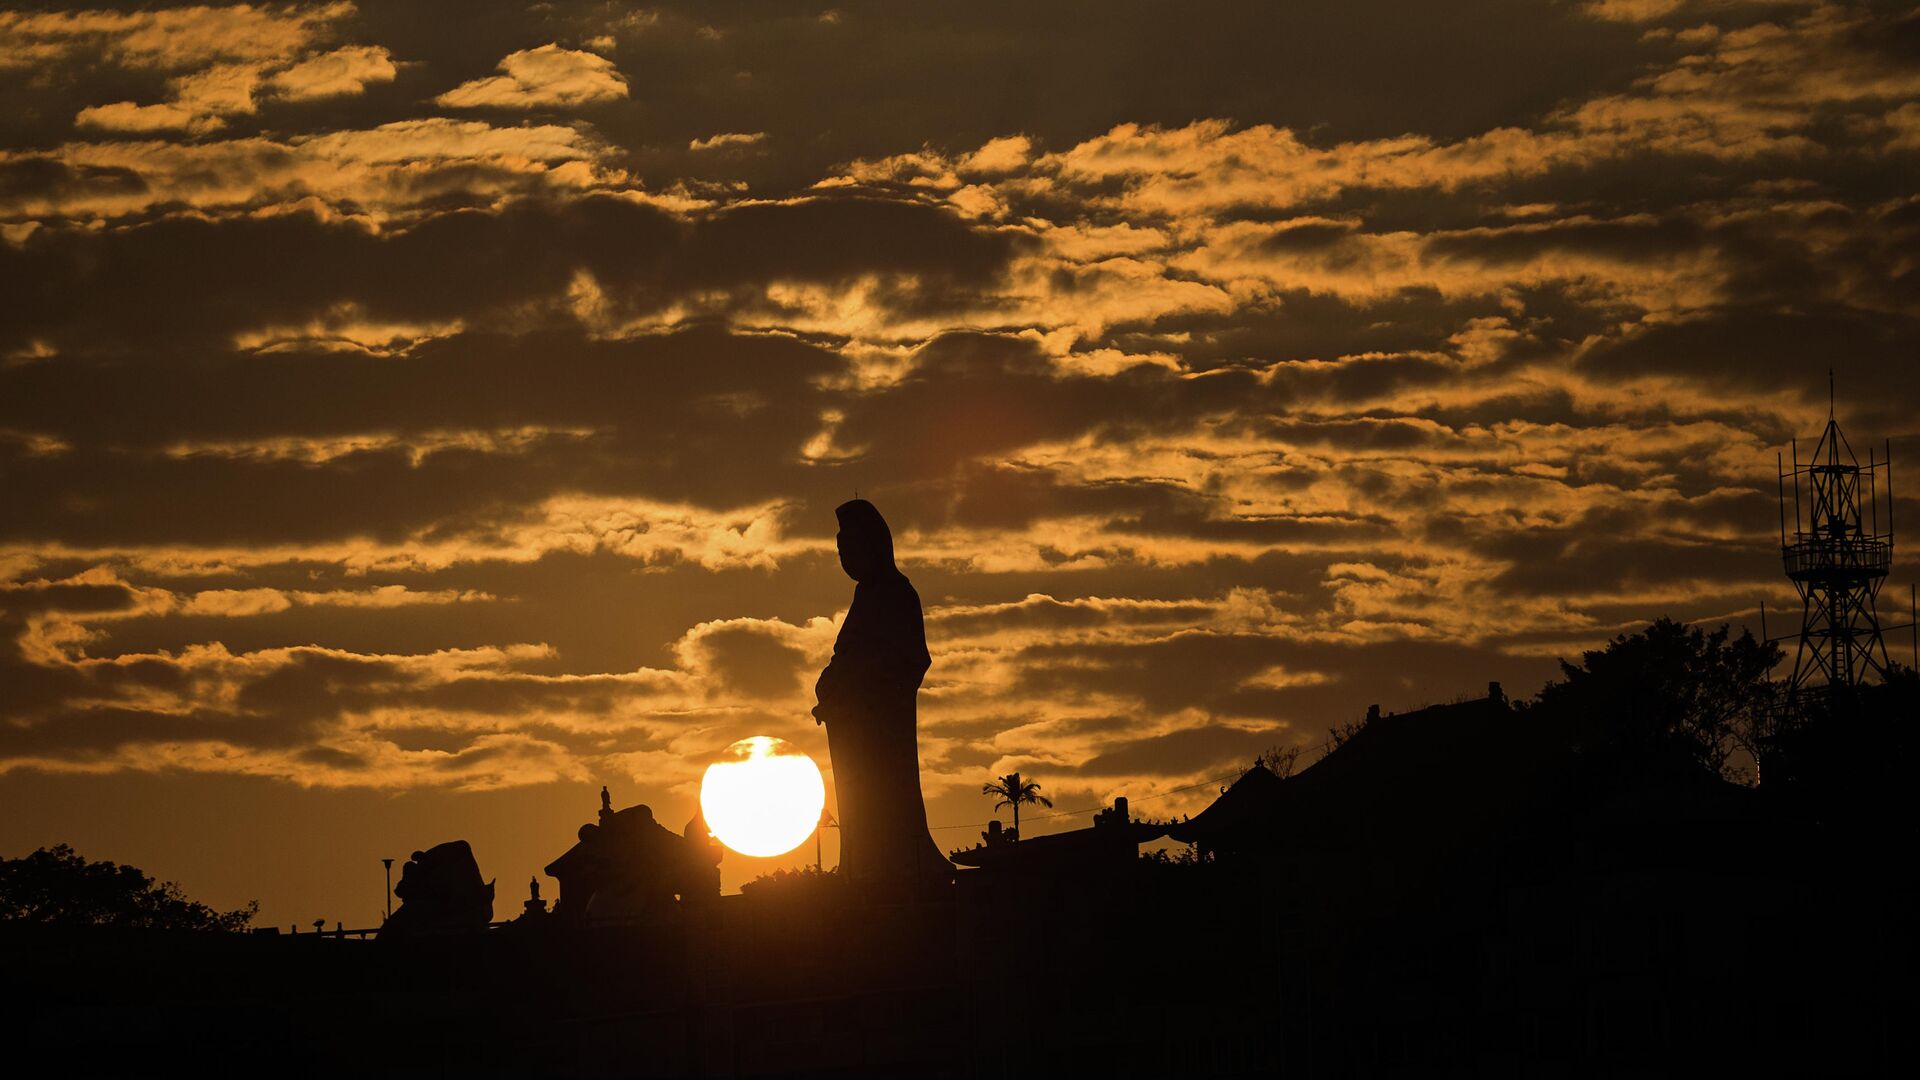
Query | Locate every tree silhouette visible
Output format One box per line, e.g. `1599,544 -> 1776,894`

1256,743 -> 1303,778
1533,617 -> 1782,782
0,844 -> 257,931
981,771 -> 1053,839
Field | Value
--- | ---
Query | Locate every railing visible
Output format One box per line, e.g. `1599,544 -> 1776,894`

1782,536 -> 1891,580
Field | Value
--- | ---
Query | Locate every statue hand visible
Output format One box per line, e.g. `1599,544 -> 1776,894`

813,667 -> 836,720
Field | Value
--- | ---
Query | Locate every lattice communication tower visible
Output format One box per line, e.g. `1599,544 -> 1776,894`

1776,402 -> 1895,698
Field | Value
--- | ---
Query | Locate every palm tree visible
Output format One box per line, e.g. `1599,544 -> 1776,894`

981,771 -> 1052,840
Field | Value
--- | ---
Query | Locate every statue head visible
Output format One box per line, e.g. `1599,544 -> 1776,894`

834,499 -> 897,582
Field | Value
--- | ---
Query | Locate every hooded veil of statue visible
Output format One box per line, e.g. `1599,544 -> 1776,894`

813,499 -> 952,885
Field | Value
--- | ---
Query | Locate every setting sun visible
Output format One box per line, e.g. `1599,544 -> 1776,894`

699,737 -> 827,858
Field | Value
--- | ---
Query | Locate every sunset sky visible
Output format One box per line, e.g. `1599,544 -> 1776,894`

4,0 -> 1919,928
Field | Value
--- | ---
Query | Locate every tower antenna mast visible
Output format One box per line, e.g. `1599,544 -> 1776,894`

1777,382 -> 1895,705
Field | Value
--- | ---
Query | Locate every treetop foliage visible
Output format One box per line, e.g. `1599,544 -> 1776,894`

1533,616 -> 1783,781
0,844 -> 257,932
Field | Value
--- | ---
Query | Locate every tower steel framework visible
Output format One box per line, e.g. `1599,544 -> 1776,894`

1777,405 -> 1895,698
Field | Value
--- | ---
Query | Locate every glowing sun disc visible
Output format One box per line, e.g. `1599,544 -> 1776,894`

699,736 -> 826,857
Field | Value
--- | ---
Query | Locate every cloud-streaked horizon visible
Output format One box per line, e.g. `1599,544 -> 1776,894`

4,0 -> 1918,922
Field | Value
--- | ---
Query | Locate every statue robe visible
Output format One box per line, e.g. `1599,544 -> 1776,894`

815,570 -> 950,884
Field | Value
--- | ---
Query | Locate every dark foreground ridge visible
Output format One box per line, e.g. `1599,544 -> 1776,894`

7,680 -> 1910,1077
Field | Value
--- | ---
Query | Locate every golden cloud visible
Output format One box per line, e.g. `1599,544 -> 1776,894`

435,44 -> 629,109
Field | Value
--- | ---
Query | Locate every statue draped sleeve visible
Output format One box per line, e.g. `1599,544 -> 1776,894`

815,575 -> 930,723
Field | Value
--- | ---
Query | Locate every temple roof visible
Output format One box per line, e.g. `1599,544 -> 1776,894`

1167,690 -> 1776,880
1165,762 -> 1284,844
949,818 -> 1167,869
1168,694 -> 1542,855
